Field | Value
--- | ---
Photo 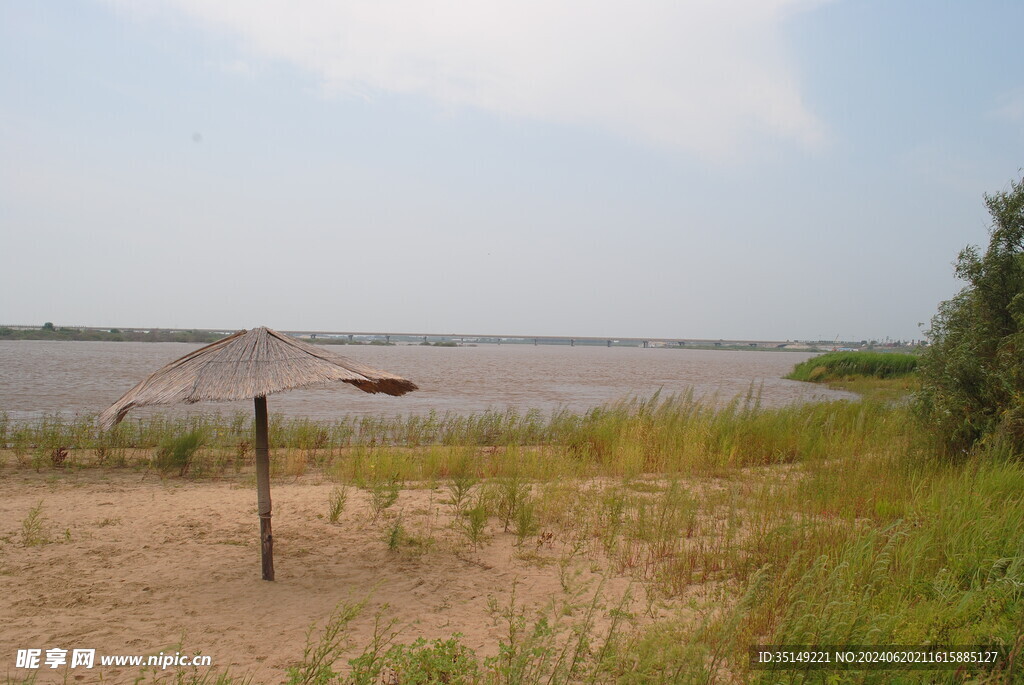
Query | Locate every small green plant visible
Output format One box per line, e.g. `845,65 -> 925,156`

512,499 -> 539,546
361,636 -> 479,684
494,474 -> 531,533
346,605 -> 404,685
446,472 -> 478,515
368,474 -> 401,520
30,447 -> 48,472
482,579 -> 633,684
327,485 -> 348,524
11,425 -> 30,466
154,430 -> 204,477
285,599 -> 364,685
385,517 -> 406,552
21,501 -> 50,547
460,497 -> 490,549
94,428 -> 125,467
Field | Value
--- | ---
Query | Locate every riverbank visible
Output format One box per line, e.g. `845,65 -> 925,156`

1,393 -> 1020,683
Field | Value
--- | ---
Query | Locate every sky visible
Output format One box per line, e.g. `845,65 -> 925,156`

1,1 -> 1022,342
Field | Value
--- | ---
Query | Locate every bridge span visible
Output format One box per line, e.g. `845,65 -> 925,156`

285,330 -> 800,349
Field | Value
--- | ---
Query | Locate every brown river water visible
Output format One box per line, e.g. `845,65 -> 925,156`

0,341 -> 854,421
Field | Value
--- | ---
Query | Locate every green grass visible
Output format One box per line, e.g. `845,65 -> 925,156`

821,374 -> 921,403
278,462 -> 1024,684
153,430 -> 204,476
787,351 -> 919,383
730,455 -> 1024,683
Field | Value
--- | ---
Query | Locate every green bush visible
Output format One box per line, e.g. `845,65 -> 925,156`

349,636 -> 478,684
917,176 -> 1024,456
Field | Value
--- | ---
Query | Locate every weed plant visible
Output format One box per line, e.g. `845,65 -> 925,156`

20,501 -> 50,547
285,600 -> 363,685
459,496 -> 490,549
367,474 -> 401,520
327,486 -> 348,524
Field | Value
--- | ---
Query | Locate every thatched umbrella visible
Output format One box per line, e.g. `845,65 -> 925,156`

98,326 -> 416,581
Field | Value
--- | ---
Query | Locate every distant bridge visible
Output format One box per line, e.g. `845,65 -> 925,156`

2,324 -> 827,349
284,330 -> 805,349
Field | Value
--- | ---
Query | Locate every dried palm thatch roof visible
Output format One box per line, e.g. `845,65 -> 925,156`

98,327 -> 417,429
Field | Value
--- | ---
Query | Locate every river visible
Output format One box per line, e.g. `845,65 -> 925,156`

0,340 -> 854,421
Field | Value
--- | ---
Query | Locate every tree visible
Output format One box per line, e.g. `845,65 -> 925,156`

917,175 -> 1024,455
42,322 -> 54,331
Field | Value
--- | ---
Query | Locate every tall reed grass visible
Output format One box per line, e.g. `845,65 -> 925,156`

787,351 -> 919,382
0,392 -> 912,480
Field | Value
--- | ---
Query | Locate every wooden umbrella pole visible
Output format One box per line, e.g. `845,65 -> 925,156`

254,395 -> 275,581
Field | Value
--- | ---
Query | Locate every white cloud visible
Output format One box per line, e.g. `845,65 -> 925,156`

106,0 -> 827,160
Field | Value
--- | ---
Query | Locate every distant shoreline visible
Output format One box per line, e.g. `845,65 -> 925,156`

0,325 -> 917,352
0,327 -> 820,351
0,326 -> 221,344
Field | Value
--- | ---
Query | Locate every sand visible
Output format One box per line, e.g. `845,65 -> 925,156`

0,467 -> 653,683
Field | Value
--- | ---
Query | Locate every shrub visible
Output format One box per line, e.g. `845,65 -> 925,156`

362,636 -> 478,684
917,175 -> 1024,455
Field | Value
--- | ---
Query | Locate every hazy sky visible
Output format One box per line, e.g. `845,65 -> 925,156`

2,1 -> 1021,341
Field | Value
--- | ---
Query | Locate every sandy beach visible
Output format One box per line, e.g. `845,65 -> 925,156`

0,466 -> 663,683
